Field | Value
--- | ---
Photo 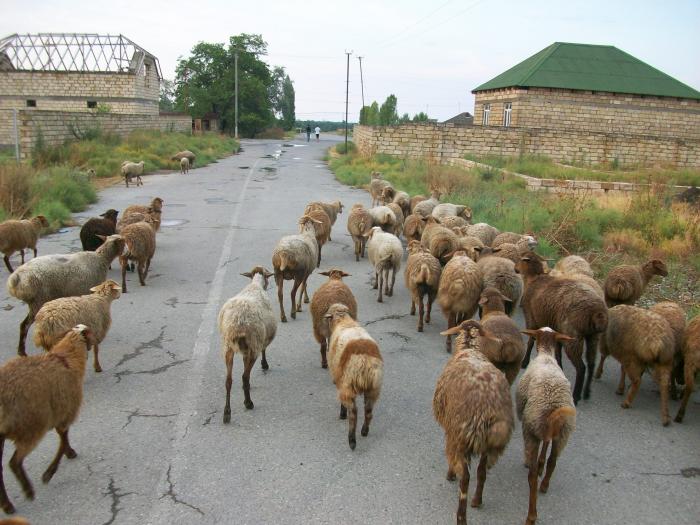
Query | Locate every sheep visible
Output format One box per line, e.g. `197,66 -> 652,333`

310,269 -> 357,368
456,235 -> 485,262
471,287 -> 524,385
440,215 -> 470,229
118,221 -> 156,293
404,241 -> 442,332
308,201 -> 344,233
412,190 -> 441,218
7,234 -> 125,356
604,259 -> 668,307
324,303 -> 383,450
597,305 -> 674,425
218,266 -> 277,423
380,185 -> 396,205
409,194 -> 427,213
432,203 -> 472,223
420,217 -> 460,265
366,227 -> 402,303
517,251 -> 608,405
438,250 -> 483,353
369,172 -> 390,207
0,324 -> 94,515
516,327 -> 577,525
271,215 -> 319,322
466,223 -> 500,246
121,161 -> 144,187
79,209 -> 118,252
346,204 -> 373,262
32,280 -> 121,373
403,213 -> 427,242
386,202 -> 404,237
122,197 -> 164,232
434,320 -> 514,524
180,157 -> 190,174
171,150 -> 195,166
551,255 -> 594,278
303,204 -> 332,267
675,315 -> 700,423
475,255 -> 522,317
492,232 -> 537,252
368,205 -> 397,234
0,216 -> 49,273
392,191 -> 411,217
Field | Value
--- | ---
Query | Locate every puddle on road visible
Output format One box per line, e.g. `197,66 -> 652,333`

160,219 -> 189,227
293,157 -> 301,160
238,166 -> 250,169
283,143 -> 307,148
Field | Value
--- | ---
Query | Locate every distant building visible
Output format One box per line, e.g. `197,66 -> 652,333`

442,112 -> 473,126
471,42 -> 700,141
193,112 -> 220,133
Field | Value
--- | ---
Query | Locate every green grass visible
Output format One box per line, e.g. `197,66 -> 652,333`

465,153 -> 700,186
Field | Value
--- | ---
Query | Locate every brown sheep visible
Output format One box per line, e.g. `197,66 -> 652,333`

392,191 -> 411,217
308,201 -> 343,240
122,197 -> 164,232
0,216 -> 49,273
409,194 -> 427,213
369,172 -> 390,207
380,185 -> 396,205
440,215 -> 470,229
404,241 -> 442,332
675,315 -> 700,423
346,204 -> 373,261
118,221 -> 156,293
650,302 -> 686,399
603,259 -> 668,307
403,213 -> 427,242
310,269 -> 358,369
303,205 -> 332,267
434,320 -> 514,524
386,202 -> 405,237
420,217 -> 460,265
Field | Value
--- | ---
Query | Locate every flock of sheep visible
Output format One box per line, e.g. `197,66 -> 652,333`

0,155 -> 697,524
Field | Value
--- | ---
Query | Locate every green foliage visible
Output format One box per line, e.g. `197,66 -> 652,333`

335,141 -> 357,155
412,112 -> 429,122
270,67 -> 296,130
159,79 -> 176,111
379,94 -> 399,126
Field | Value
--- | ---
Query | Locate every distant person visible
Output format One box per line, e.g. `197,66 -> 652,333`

315,126 -> 321,141
306,124 -> 311,142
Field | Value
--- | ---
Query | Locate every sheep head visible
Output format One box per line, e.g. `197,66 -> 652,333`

644,259 -> 668,277
324,303 -> 353,331
100,209 -> 119,222
478,287 -> 511,310
90,279 -> 122,300
319,268 -> 351,280
521,327 -> 574,356
515,252 -> 548,276
241,266 -> 274,289
72,323 -> 96,348
33,215 -> 50,228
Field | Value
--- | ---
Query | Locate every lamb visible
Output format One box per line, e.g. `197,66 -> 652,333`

0,215 -> 49,273
420,217 -> 460,265
432,203 -> 472,223
551,255 -> 594,278
404,241 -> 442,332
79,209 -> 118,251
466,223 -> 500,246
412,190 -> 441,218
122,197 -> 164,232
403,213 -> 426,242
386,202 -> 404,237
675,315 -> 700,423
118,221 -> 156,293
180,157 -> 190,174
303,205 -> 332,267
366,227 -> 402,303
603,259 -> 668,307
121,161 -> 144,187
0,324 -> 94,515
516,327 -> 577,525
310,269 -> 357,368
433,320 -> 513,524
218,267 -> 277,423
438,250 -> 483,352
392,191 -> 411,217
517,251 -> 608,405
476,255 -> 522,316
346,204 -> 373,261
472,288 -> 524,384
368,205 -> 397,234
369,172 -> 390,207
271,215 -> 319,322
171,150 -> 195,166
597,305 -> 674,425
7,234 -> 125,356
324,303 -> 383,450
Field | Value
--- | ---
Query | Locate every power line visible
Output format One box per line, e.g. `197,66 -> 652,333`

372,0 -> 456,49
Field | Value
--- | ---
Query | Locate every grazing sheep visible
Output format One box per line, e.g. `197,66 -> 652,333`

476,255 -> 522,316
393,191 -> 411,217
121,161 -> 144,187
171,150 -> 196,166
346,204 -> 373,261
0,325 -> 94,515
412,190 -> 441,218
604,259 -> 668,307
324,303 -> 383,450
438,250 -> 483,352
597,305 -> 674,426
7,235 -> 125,356
369,172 -> 390,207
516,327 -> 576,525
32,280 -> 121,373
122,197 -> 164,232
472,288 -> 524,384
366,227 -> 403,303
368,205 -> 397,234
386,203 -> 404,237
403,213 -> 427,242
271,215 -> 319,322
517,251 -> 608,405
0,216 -> 49,273
303,205 -> 332,267
440,215 -> 470,229
675,315 -> 700,423
218,267 -> 277,423
420,217 -> 460,265
380,185 -> 396,205
118,221 -> 156,293
434,320 -> 514,524
180,157 -> 190,174
551,255 -> 594,278
79,209 -> 118,252
466,223 -> 500,246
409,194 -> 427,213
432,203 -> 472,223
310,269 -> 357,369
404,241 -> 442,332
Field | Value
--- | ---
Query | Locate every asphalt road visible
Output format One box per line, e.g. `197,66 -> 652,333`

0,134 -> 698,525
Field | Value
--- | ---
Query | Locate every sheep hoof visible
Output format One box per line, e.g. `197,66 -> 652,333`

615,388 -> 624,396
94,365 -> 102,373
65,448 -> 77,459
674,414 -> 684,423
662,418 -> 670,427
417,326 -> 423,333
321,363 -> 328,369
621,401 -> 630,409
291,312 -> 296,320
470,498 -> 482,508
244,400 -> 254,410
377,297 -> 383,303
539,483 -> 549,494
361,425 -> 369,437
281,316 -> 287,323
42,469 -> 55,484
1,501 -> 16,514
261,360 -> 269,371
446,471 -> 456,482
223,411 -> 231,424
348,437 -> 356,450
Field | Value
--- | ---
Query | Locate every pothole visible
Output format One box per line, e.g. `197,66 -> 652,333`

160,219 -> 189,227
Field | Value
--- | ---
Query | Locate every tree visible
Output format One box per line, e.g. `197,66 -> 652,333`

379,95 -> 398,126
399,112 -> 411,124
412,111 -> 429,122
271,70 -> 296,130
159,79 -> 176,112
359,102 -> 380,125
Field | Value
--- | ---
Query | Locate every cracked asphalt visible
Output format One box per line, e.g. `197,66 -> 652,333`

0,135 -> 698,524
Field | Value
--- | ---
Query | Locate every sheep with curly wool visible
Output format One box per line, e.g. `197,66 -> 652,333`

476,256 -> 522,317
651,302 -> 686,400
392,191 -> 411,217
122,197 -> 163,232
369,172 -> 390,207
380,185 -> 396,206
403,213 -> 427,242
366,227 -> 402,303
118,220 -> 156,293
604,259 -> 668,307
440,215 -> 470,229
551,255 -> 594,278
466,223 -> 500,247
0,216 -> 49,273
432,203 -> 472,223
171,150 -> 195,165
386,202 -> 404,237
368,205 -> 397,234
404,241 -> 441,332
347,204 -> 373,261
180,157 -> 189,174
412,190 -> 441,218
420,217 -> 460,265
492,232 -> 537,251
303,204 -> 332,267
410,194 -> 427,213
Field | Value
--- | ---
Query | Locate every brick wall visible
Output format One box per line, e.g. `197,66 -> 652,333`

473,88 -> 700,140
352,123 -> 700,168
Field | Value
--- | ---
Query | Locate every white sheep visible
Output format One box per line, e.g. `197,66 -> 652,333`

368,205 -> 397,234
366,227 -> 403,302
180,157 -> 190,174
121,161 -> 144,187
432,203 -> 472,222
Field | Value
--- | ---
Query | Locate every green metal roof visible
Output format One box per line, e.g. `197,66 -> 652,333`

472,42 -> 700,100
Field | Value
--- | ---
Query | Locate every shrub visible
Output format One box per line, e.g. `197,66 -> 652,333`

335,141 -> 357,155
603,229 -> 650,256
255,127 -> 286,139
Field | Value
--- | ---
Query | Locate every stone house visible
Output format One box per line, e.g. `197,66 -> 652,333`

472,42 -> 700,141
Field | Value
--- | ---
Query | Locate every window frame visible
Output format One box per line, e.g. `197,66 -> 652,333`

503,102 -> 512,127
482,103 -> 491,126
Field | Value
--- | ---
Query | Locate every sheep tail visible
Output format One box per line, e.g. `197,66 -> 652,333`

545,406 -> 576,441
608,281 -> 632,301
485,420 -> 512,467
416,263 -> 431,285
32,329 -> 52,351
448,278 -> 466,298
7,272 -> 21,297
278,252 -> 290,272
591,311 -> 608,333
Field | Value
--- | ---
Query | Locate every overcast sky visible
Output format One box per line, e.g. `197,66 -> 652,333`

2,0 -> 699,122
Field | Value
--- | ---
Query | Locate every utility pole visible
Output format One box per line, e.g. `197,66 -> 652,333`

234,51 -> 239,139
344,50 -> 352,151
357,56 -> 365,108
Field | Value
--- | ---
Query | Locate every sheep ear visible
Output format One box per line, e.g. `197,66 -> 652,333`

474,246 -> 483,252
241,272 -> 253,278
89,285 -> 100,292
555,333 -> 575,342
501,293 -> 512,303
341,271 -> 351,277
96,234 -> 107,241
440,326 -> 464,336
521,329 -> 538,337
319,271 -> 331,276
478,296 -> 489,306
520,255 -> 530,261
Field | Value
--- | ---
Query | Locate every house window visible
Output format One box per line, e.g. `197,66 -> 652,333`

503,102 -> 512,127
482,104 -> 490,126
26,99 -> 36,107
87,101 -> 97,109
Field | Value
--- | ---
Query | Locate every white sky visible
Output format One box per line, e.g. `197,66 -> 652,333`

2,0 -> 699,123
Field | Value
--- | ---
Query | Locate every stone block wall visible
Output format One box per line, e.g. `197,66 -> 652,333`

473,88 -> 700,140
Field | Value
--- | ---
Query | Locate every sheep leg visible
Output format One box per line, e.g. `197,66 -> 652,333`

145,257 -> 152,276
555,342 -> 563,369
583,334 -> 597,400
347,399 -> 358,450
9,445 -> 34,501
42,428 -> 73,483
137,260 -> 146,286
456,461 -> 470,525
410,298 -> 416,316
621,362 -> 642,409
675,363 -> 696,423
223,349 -> 234,423
361,238 -> 367,258
615,365 -> 626,395
302,276 -> 311,304
339,404 -> 347,419
290,280 -> 301,320
522,337 -> 535,369
540,440 -> 560,494
32,247 -> 37,258
656,367 -> 671,427
445,312 -> 457,353
261,349 -> 269,371
377,269 -> 384,303
120,256 -> 129,294
0,436 -> 15,515
2,255 -> 13,273
361,393 -> 374,437
417,298 -> 425,332
93,343 -> 102,373
388,266 -> 396,296
320,340 -> 328,369
317,244 -> 322,268
19,249 -> 25,264
426,293 -> 435,323
371,269 -> 378,289
565,340 -> 585,405
17,309 -> 35,357
525,439 -> 540,525
354,238 -> 360,262
242,354 -> 256,410
471,453 -> 488,508
594,353 -> 607,379
384,268 -> 390,296
537,440 -> 549,477
276,274 -> 287,323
